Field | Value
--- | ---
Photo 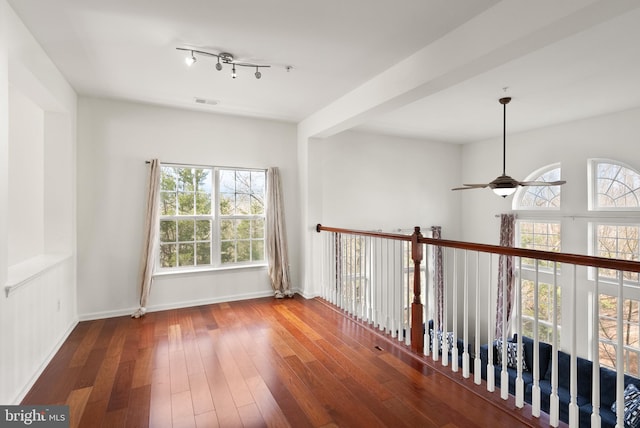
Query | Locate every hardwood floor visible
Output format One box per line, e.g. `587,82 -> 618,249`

22,297 -> 559,427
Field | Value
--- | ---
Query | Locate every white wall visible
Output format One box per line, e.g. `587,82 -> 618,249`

0,0 -> 77,404
300,130 -> 462,298
76,97 -> 299,319
8,85 -> 44,265
460,106 -> 640,353
319,130 -> 462,235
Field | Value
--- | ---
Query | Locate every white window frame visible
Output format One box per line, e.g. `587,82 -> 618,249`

588,158 -> 640,211
157,163 -> 267,273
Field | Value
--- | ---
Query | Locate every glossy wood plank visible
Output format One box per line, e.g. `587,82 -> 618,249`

22,297 -> 565,427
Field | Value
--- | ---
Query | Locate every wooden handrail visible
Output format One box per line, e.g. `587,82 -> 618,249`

316,223 -> 640,272
316,224 -> 410,241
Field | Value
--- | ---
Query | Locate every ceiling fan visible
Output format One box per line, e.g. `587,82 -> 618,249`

452,97 -> 566,197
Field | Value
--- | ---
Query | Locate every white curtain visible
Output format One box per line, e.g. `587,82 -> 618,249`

266,167 -> 292,298
132,159 -> 161,318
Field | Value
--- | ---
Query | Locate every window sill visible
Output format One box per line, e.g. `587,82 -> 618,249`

153,263 -> 268,278
5,253 -> 73,297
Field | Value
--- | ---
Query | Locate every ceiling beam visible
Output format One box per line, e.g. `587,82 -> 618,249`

298,0 -> 640,140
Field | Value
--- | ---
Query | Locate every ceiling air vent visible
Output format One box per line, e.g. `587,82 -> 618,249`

194,97 -> 219,106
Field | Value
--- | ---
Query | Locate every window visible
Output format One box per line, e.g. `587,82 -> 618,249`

588,159 -> 640,374
158,165 -> 266,270
514,164 -> 562,210
598,295 -> 640,376
219,169 -> 266,264
517,220 -> 562,343
589,159 -> 640,210
593,223 -> 640,284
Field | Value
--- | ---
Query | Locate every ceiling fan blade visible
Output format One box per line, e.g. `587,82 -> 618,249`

451,184 -> 489,190
519,180 -> 567,186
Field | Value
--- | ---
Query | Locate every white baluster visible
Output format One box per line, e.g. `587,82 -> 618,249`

549,263 -> 559,427
515,257 -> 524,408
487,253 -> 495,393
462,250 -> 470,378
500,256 -> 509,401
424,241 -> 436,356
591,275 -> 601,427
531,260 -> 541,418
569,265 -> 578,426
616,273 -> 624,428
474,252 -> 482,385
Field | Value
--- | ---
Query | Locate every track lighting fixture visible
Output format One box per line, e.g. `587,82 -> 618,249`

177,47 -> 275,80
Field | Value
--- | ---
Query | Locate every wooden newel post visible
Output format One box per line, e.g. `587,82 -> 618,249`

411,226 -> 424,353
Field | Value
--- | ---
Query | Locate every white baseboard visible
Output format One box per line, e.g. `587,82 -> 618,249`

78,290 -> 277,321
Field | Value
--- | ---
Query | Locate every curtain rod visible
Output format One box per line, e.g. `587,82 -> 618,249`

145,160 -> 267,172
494,213 -> 635,220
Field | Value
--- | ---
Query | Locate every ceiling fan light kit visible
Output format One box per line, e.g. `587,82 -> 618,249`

176,47 -> 273,80
452,96 -> 566,197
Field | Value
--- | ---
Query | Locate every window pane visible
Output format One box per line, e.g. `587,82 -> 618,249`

252,240 -> 264,261
177,220 -> 194,242
236,194 -> 250,215
221,220 -> 234,240
220,193 -> 234,215
252,219 -> 264,239
195,192 -> 211,215
517,166 -> 562,209
178,243 -> 194,266
518,220 -> 561,267
251,170 -> 265,194
196,242 -> 211,265
219,170 -> 236,193
160,191 -> 176,215
596,224 -> 640,282
160,244 -> 176,268
221,241 -> 235,264
177,168 -> 195,192
251,194 -> 264,215
161,167 -> 178,191
237,240 -> 250,262
236,171 -> 251,193
178,192 -> 194,215
159,220 -> 176,242
194,169 -> 211,193
196,220 -> 211,241
237,220 -> 250,239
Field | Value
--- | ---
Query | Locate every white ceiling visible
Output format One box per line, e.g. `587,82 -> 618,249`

7,0 -> 640,144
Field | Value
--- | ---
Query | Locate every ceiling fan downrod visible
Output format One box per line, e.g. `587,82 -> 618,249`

499,97 -> 511,177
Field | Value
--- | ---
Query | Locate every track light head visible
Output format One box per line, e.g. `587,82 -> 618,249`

185,51 -> 196,67
232,65 -> 237,79
255,68 -> 262,79
215,58 -> 222,71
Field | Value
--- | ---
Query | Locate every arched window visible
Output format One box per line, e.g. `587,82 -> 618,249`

589,160 -> 640,375
589,159 -> 640,210
513,163 -> 562,342
513,163 -> 562,210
